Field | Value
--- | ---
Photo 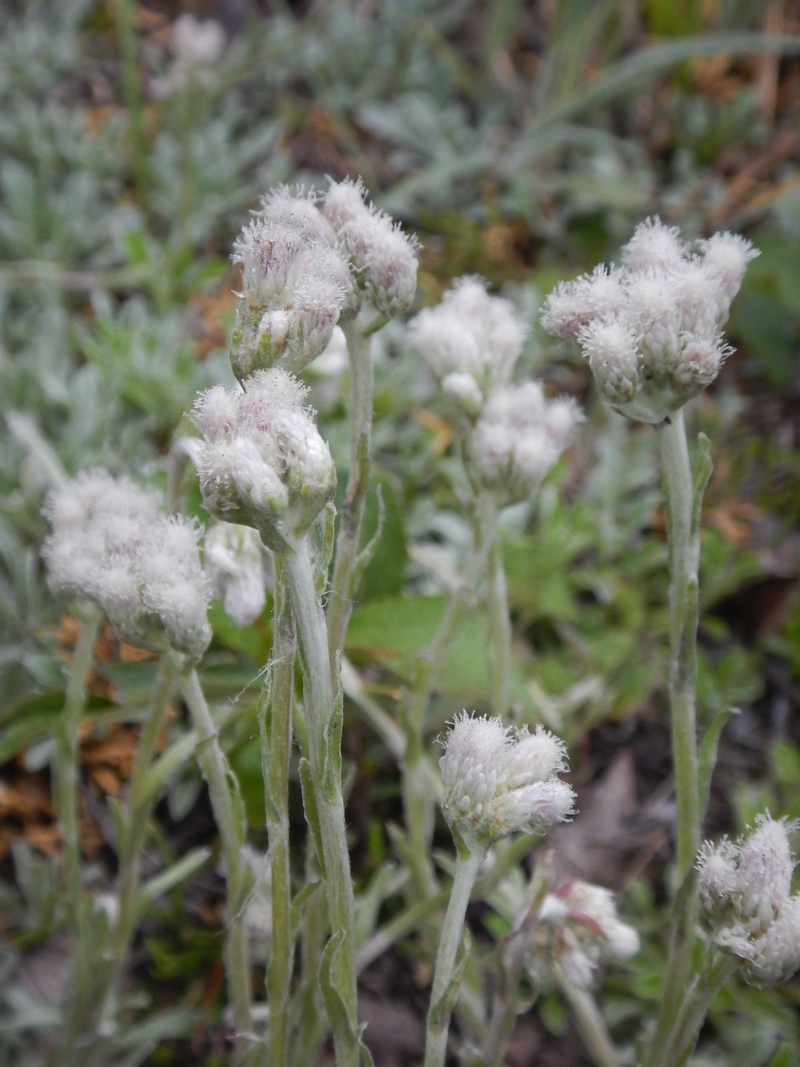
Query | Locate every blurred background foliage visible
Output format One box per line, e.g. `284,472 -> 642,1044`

1,0 -> 800,1064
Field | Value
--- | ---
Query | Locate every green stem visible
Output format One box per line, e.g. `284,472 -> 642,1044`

659,409 -> 701,876
111,0 -> 150,211
482,852 -> 552,1067
402,495 -> 499,898
53,605 -> 101,924
485,523 -> 511,717
665,953 -> 734,1066
260,559 -> 296,1067
649,950 -> 732,1067
179,666 -> 255,1065
646,408 -> 706,1067
294,844 -> 326,1067
424,847 -> 485,1067
555,970 -> 620,1067
102,656 -> 177,1021
282,537 -> 359,1067
327,317 -> 374,664
53,605 -> 101,1058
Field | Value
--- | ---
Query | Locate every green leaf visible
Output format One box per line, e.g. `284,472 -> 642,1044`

358,474 -> 408,601
428,926 -> 472,1032
138,848 -> 211,911
346,596 -> 489,699
319,930 -> 376,1067
698,706 -> 738,820
290,879 -> 323,941
299,757 -> 326,877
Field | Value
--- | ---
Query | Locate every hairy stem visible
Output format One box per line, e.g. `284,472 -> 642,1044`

179,667 -> 255,1064
555,970 -> 621,1067
53,605 -> 101,924
484,520 -> 511,717
53,604 -> 101,1055
424,847 -> 485,1067
646,408 -> 708,1067
659,409 -> 701,876
482,852 -> 552,1067
283,536 -> 359,1067
260,559 -> 296,1067
327,317 -> 374,664
102,656 -> 177,1021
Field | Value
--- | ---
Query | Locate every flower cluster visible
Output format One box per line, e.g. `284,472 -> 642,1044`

190,369 -> 336,552
541,219 -> 758,423
205,521 -> 268,627
533,880 -> 640,989
42,470 -> 211,664
468,382 -> 583,504
439,714 -> 575,850
410,276 -> 527,416
323,178 -> 419,320
698,815 -> 800,986
230,183 -> 418,380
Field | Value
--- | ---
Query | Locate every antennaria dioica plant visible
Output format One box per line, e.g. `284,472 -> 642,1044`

24,161 -> 800,1067
541,219 -> 800,1066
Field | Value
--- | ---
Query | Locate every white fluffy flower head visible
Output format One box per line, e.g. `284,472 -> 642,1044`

43,472 -> 211,664
410,276 -> 527,414
541,218 -> 757,423
190,369 -> 336,552
229,180 -> 417,380
205,521 -> 268,627
439,713 -> 575,851
698,814 -> 800,986
534,879 -> 640,989
230,191 -> 353,380
468,382 -> 583,504
323,178 -> 419,319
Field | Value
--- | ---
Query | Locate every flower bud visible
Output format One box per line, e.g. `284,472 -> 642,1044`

698,815 -> 800,987
231,223 -> 352,379
205,521 -> 268,627
700,232 -> 759,301
439,714 -> 574,850
621,217 -> 686,272
541,266 -> 626,342
441,371 -> 484,417
468,382 -> 582,504
42,472 -> 211,664
533,880 -> 640,989
323,178 -> 419,319
190,369 -> 336,552
410,276 -> 526,409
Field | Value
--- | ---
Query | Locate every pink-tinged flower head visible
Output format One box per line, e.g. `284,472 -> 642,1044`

231,206 -> 352,379
698,815 -> 800,987
410,276 -> 526,413
323,178 -> 419,319
541,218 -> 757,423
439,714 -> 574,849
468,382 -> 583,504
42,472 -> 210,664
534,880 -> 640,989
190,369 -> 335,552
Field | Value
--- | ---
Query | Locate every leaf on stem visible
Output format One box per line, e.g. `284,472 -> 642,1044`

697,706 -> 739,821
428,927 -> 473,1033
320,929 -> 376,1067
298,757 -> 326,877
